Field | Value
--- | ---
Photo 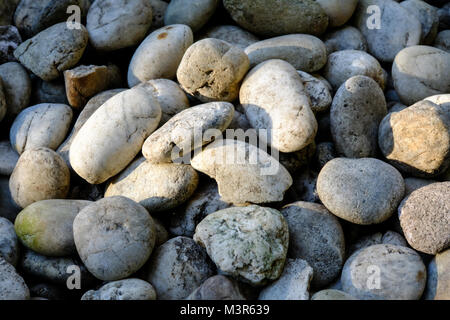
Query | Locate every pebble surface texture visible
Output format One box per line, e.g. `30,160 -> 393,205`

146,236 -> 215,300
186,275 -> 246,300
0,257 -> 30,300
194,205 -> 289,286
425,249 -> 450,300
73,196 -> 156,281
0,217 -> 19,266
81,279 -> 157,300
399,182 -> 450,255
341,244 -> 427,300
317,158 -> 405,225
14,22 -> 89,81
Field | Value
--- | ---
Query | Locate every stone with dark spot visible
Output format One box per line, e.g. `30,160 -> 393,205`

0,25 -> 21,64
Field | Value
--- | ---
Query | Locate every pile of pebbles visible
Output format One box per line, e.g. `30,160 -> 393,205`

0,0 -> 449,300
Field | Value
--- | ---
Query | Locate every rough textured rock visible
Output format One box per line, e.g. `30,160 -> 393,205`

400,0 -> 439,45
32,78 -> 68,105
20,249 -> 95,287
0,62 -> 31,121
354,0 -> 422,62
311,289 -> 356,300
186,275 -> 246,300
177,38 -> 249,103
0,140 -> 19,175
170,180 -> 233,237
9,148 -> 70,209
194,205 -> 289,286
13,0 -> 90,38
258,258 -> 313,300
137,79 -> 189,126
14,200 -> 91,257
57,88 -> 125,169
378,100 -> 450,177
14,22 -> 89,81
10,103 -> 73,155
146,236 -> 215,300
323,50 -> 385,90
399,182 -> 449,255
425,249 -> 450,300
341,244 -> 426,300
87,0 -> 153,51
317,158 -> 405,225
142,102 -> 234,163
223,0 -> 329,37
296,71 -> 332,113
324,26 -> 367,54
0,257 -> 29,300
0,25 -> 21,64
392,46 -> 450,106
281,202 -> 345,288
245,34 -> 327,72
64,64 -> 121,109
81,279 -> 157,300
105,158 -> 199,212
0,217 -> 19,266
240,59 -> 318,152
73,197 -> 156,281
200,25 -> 259,49
190,139 -> 293,204
69,87 -> 161,184
128,25 -> 193,87
331,75 -> 387,158
164,0 -> 218,32
316,0 -> 358,27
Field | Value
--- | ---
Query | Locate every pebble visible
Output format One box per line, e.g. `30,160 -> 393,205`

240,59 -> 317,153
324,26 -> 367,54
69,87 -> 161,184
400,0 -> 439,45
57,88 -> 125,169
10,103 -> 73,155
63,64 -> 121,109
81,279 -> 157,300
87,0 -> 153,51
399,182 -> 449,255
190,139 -> 293,204
323,50 -> 385,90
164,0 -> 218,32
148,0 -> 168,32
297,71 -> 332,113
281,201 -> 345,288
146,236 -> 215,300
0,217 -> 19,266
316,0 -> 358,27
14,199 -> 91,257
73,196 -> 156,281
317,158 -> 405,225
9,148 -> 70,209
105,158 -> 199,213
0,140 -> 19,175
392,45 -> 450,105
0,77 -> 5,122
0,177 -> 20,222
424,249 -> 450,300
341,244 -> 426,300
128,25 -> 193,87
330,75 -> 387,158
0,62 -> 31,122
32,78 -> 68,105
186,275 -> 246,300
404,177 -> 438,196
142,102 -> 234,163
311,289 -> 356,300
0,25 -> 21,64
378,100 -> 450,177
435,30 -> 450,52
347,231 -> 408,258
258,259 -> 313,300
222,0 -> 328,37
200,25 -> 259,50
354,0 -> 421,62
0,257 -> 30,300
177,38 -> 249,102
194,205 -> 289,286
14,22 -> 89,81
244,34 -> 327,72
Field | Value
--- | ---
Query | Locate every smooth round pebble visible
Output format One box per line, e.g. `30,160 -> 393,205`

0,257 -> 30,300
73,196 -> 156,281
164,0 -> 218,32
81,279 -> 157,300
316,0 -> 358,27
0,217 -> 19,266
200,25 -> 259,50
311,289 -> 356,300
0,62 -> 31,121
425,249 -> 450,300
0,140 -> 19,175
186,275 -> 246,300
324,26 -> 368,54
